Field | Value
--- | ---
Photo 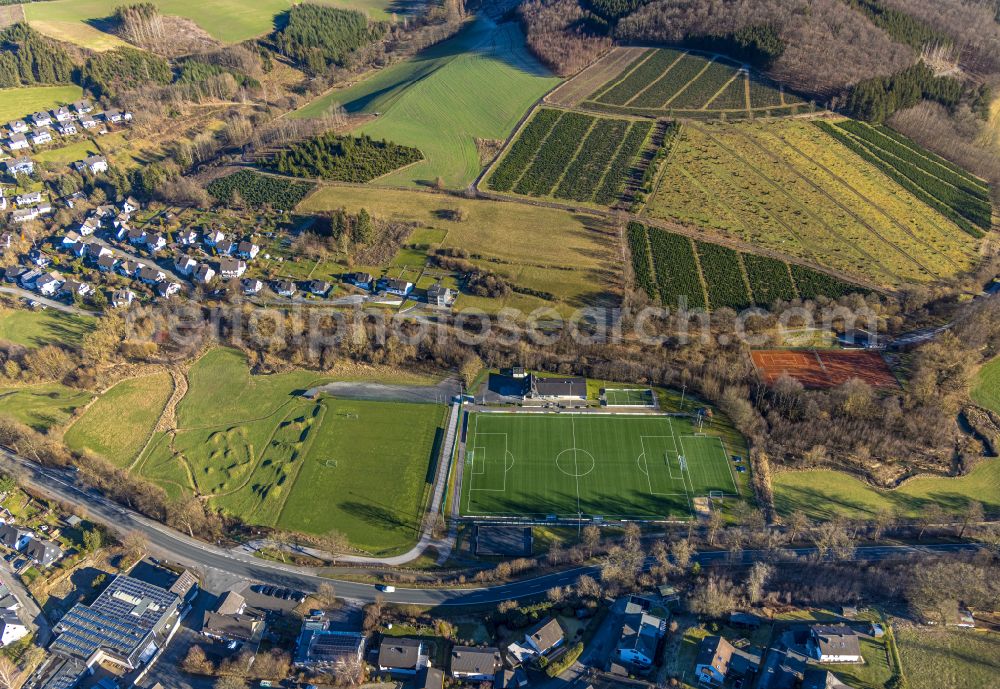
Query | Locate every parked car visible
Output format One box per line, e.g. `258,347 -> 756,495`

377,584 -> 396,593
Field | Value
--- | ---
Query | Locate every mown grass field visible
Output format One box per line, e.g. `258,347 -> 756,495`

0,84 -> 83,123
134,348 -> 445,554
644,120 -> 980,288
971,355 -> 1000,414
896,628 -> 1000,689
772,461 -> 1000,520
21,0 -> 402,49
0,384 -> 91,432
580,48 -> 801,119
0,308 -> 95,349
461,412 -> 738,519
64,373 -> 173,467
294,18 -> 560,188
298,186 -> 618,315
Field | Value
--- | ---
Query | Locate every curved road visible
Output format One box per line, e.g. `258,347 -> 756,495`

0,450 -> 980,606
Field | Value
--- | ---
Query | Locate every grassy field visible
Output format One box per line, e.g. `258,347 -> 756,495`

64,373 -> 173,466
22,0 -> 405,49
0,308 -> 95,349
294,18 -> 560,188
581,48 -> 801,119
134,348 -> 445,554
461,412 -> 738,519
644,120 -> 979,288
298,186 -> 619,315
897,628 -> 1000,689
772,460 -> 1000,520
0,85 -> 84,124
32,137 -> 105,166
0,384 -> 92,432
971,355 -> 1000,414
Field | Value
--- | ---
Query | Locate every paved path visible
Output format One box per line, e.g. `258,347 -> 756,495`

0,286 -> 91,315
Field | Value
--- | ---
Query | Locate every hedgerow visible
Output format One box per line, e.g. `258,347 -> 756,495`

489,109 -> 561,192
743,253 -> 796,305
627,221 -> 656,299
268,133 -> 422,183
515,111 -> 593,196
555,118 -> 629,201
695,241 -> 752,309
207,170 -> 313,209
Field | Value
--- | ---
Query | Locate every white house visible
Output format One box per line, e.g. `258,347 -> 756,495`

204,229 -> 225,246
524,618 -> 565,658
4,157 -> 34,176
79,114 -> 97,130
218,257 -> 246,280
146,233 -> 167,252
35,272 -> 63,296
121,196 -> 140,214
617,608 -> 666,668
11,208 -> 38,223
56,122 -> 78,137
138,266 -> 165,284
177,229 -> 198,245
274,280 -> 297,297
808,626 -> 862,664
237,240 -> 260,260
111,289 -> 135,308
0,612 -> 28,647
51,106 -> 72,123
242,278 -> 263,295
61,280 -> 93,298
7,120 -> 28,134
156,281 -> 181,299
7,133 -> 28,151
78,216 -> 101,236
194,264 -> 216,284
16,191 -> 41,206
174,256 -> 198,275
694,636 -> 733,687
382,278 -> 413,297
449,647 -> 500,681
30,112 -> 51,128
72,99 -> 93,114
30,128 -> 52,146
77,155 -> 108,175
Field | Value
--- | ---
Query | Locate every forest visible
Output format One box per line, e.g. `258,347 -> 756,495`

82,47 -> 173,99
0,24 -> 74,88
268,133 -> 423,183
273,3 -> 388,75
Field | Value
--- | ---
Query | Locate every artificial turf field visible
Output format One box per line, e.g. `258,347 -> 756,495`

461,412 -> 737,519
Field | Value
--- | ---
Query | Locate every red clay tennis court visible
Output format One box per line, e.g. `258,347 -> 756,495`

751,349 -> 897,389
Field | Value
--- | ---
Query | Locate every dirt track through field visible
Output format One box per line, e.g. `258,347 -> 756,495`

545,47 -> 647,107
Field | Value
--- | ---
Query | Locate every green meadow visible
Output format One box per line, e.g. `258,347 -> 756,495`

0,308 -> 95,349
294,18 -> 560,188
971,355 -> 1000,414
0,85 -> 84,124
0,384 -> 92,432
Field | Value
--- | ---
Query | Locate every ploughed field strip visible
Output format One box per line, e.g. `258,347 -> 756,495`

486,107 -> 653,206
461,412 -> 737,520
579,47 -> 802,119
751,349 -> 898,389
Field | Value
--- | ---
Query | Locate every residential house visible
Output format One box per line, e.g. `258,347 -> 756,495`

617,605 -> 666,669
122,196 -> 140,214
30,112 -> 51,128
193,264 -> 216,284
30,128 -> 52,146
417,667 -> 446,689
146,233 -> 167,252
16,191 -> 41,206
114,224 -> 130,242
87,246 -> 112,262
35,201 -> 53,216
78,113 -> 97,130
35,272 -> 63,296
111,289 -> 135,308
307,280 -> 330,297
218,257 -> 246,280
4,266 -> 26,283
77,216 -> 101,236
449,647 -> 500,681
427,283 -> 455,307
0,612 -> 28,647
274,280 -> 297,297
381,278 -> 413,297
7,120 -> 28,134
174,255 -> 198,275
18,269 -> 42,290
7,132 -> 28,151
346,271 -> 373,289
176,229 -> 198,245
756,647 -> 808,689
51,106 -> 72,123
4,157 -> 34,176
204,229 -> 225,246
0,193 -> 5,210
74,155 -> 108,175
24,537 -> 63,567
93,204 -> 116,218
808,626 -> 862,663
215,239 -> 235,256
293,611 -> 364,670
237,240 -> 259,260
97,254 -> 118,272
493,668 -> 528,689
0,583 -> 20,611
524,618 -> 565,657
242,278 -> 263,296
802,669 -> 851,689
138,266 -> 165,284
0,524 -> 32,551
105,109 -> 132,123
202,591 -> 265,643
72,99 -> 93,114
127,227 -> 147,245
378,637 -> 429,675
694,636 -> 733,687
30,248 -> 52,266
11,208 -> 37,223
55,122 -> 78,137
156,281 -> 181,299
68,241 -> 89,259
61,280 -> 93,299
118,260 -> 139,278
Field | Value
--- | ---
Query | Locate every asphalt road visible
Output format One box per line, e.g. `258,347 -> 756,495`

0,450 -> 982,606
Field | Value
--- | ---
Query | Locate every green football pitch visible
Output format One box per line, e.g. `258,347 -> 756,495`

604,388 -> 656,406
460,412 -> 738,519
